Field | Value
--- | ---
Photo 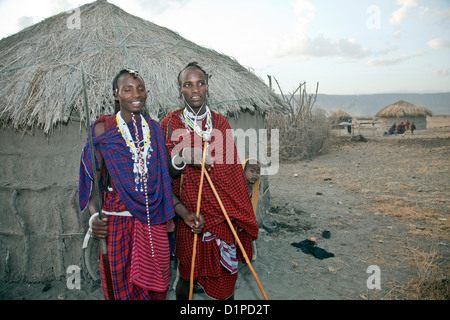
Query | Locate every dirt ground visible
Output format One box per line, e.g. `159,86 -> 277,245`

1,116 -> 449,301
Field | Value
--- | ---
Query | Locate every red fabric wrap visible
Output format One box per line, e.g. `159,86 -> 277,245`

161,108 -> 258,300
95,115 -> 170,300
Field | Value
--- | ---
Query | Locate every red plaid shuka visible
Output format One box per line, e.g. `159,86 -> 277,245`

161,108 -> 258,300
99,213 -> 169,300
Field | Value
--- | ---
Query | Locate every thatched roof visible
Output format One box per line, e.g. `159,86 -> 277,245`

376,100 -> 432,118
0,0 -> 287,134
328,110 -> 352,122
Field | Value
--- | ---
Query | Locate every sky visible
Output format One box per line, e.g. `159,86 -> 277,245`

0,0 -> 449,95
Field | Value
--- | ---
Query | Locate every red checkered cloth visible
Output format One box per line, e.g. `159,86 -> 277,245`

161,108 -> 258,300
98,213 -> 170,300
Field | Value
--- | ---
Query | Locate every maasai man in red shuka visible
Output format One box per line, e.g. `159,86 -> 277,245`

79,69 -> 179,300
161,62 -> 259,300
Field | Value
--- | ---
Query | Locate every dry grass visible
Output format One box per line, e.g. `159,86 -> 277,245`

427,115 -> 450,128
373,201 -> 430,219
380,246 -> 449,300
376,100 -> 432,118
294,117 -> 450,300
0,1 -> 287,133
328,110 -> 352,125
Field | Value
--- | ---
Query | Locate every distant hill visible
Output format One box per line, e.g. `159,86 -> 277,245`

312,92 -> 450,117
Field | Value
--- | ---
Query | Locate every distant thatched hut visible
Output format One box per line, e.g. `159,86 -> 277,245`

328,110 -> 352,126
376,100 -> 432,130
0,0 -> 286,282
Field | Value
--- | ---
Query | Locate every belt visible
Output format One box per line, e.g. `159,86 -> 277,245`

102,210 -> 133,217
82,210 -> 133,249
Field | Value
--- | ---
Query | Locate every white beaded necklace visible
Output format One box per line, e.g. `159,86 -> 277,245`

116,111 -> 154,256
116,111 -> 153,192
183,105 -> 213,141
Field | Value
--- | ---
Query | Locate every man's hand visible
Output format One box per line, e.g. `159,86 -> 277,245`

182,212 -> 205,234
92,216 -> 108,239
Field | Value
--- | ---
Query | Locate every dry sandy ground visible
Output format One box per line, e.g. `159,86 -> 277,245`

1,117 -> 449,301
249,119 -> 449,300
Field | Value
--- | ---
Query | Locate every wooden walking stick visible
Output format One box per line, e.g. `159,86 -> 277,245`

188,141 -> 208,300
81,63 -> 115,300
204,170 -> 269,300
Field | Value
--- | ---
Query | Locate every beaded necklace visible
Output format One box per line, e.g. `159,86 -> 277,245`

116,111 -> 154,257
182,105 -> 213,141
116,111 -> 152,192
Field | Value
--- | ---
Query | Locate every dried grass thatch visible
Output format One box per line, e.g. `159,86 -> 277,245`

328,110 -> 351,123
376,100 -> 432,118
0,0 -> 287,134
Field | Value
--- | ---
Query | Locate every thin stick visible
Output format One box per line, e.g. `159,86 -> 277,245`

189,141 -> 208,300
81,63 -> 115,300
204,170 -> 269,300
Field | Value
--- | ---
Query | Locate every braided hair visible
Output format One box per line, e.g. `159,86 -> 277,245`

112,68 -> 140,93
177,62 -> 210,86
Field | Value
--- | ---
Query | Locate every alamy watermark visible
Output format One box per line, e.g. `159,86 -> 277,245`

169,128 -> 280,175
366,265 -> 381,290
366,5 -> 381,30
66,265 -> 81,290
67,7 -> 81,30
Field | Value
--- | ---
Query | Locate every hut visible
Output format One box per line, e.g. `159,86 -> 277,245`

376,100 -> 432,131
0,0 -> 287,282
328,110 -> 352,126
328,110 -> 352,135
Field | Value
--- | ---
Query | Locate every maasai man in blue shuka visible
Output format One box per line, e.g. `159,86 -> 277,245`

79,69 -> 187,300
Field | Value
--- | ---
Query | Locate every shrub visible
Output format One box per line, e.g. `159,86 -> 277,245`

265,80 -> 332,161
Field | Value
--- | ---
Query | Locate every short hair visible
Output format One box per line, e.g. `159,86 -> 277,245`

244,159 -> 261,171
112,68 -> 141,92
177,62 -> 210,86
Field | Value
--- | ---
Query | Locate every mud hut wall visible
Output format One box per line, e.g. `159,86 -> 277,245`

379,116 -> 427,131
0,123 -> 88,282
228,110 -> 269,225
